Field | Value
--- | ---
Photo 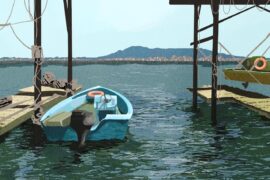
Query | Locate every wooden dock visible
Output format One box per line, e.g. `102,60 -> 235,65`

188,85 -> 270,119
0,86 -> 81,136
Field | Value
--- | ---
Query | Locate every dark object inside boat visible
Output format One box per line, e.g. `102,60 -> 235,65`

0,96 -> 12,108
98,110 -> 115,120
242,82 -> 249,89
70,110 -> 95,147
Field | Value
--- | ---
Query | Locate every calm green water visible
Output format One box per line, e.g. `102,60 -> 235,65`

0,63 -> 270,179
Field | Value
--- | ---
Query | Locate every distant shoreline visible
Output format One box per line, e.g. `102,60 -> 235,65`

0,61 -> 238,66
0,57 -> 240,66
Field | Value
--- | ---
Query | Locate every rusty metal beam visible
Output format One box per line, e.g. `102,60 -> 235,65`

170,0 -> 269,5
198,5 -> 255,32
256,5 -> 270,13
190,35 -> 213,46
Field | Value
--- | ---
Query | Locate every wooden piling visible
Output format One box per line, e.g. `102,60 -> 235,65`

34,0 -> 42,121
67,0 -> 73,97
211,1 -> 219,126
192,3 -> 199,111
63,0 -> 73,97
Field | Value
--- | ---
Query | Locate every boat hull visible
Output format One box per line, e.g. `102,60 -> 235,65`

223,69 -> 270,84
41,86 -> 133,142
43,120 -> 129,141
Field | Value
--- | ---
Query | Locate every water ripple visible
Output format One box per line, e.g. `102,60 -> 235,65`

0,64 -> 270,179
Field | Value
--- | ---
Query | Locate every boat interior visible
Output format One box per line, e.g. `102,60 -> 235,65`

43,91 -> 121,127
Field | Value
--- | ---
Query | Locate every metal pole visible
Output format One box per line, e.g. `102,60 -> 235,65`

34,0 -> 42,121
67,0 -> 73,97
192,3 -> 199,111
211,1 -> 219,126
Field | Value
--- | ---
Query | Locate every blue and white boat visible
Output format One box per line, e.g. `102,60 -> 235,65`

40,86 -> 133,143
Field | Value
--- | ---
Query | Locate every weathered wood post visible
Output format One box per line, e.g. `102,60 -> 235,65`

192,3 -> 199,111
211,0 -> 219,125
33,0 -> 42,123
63,0 -> 73,97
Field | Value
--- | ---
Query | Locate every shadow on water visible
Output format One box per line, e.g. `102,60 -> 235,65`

0,119 -> 47,148
69,139 -> 126,152
67,127 -> 136,150
18,119 -> 135,150
16,120 -> 141,166
16,120 -> 47,150
177,99 -> 270,178
0,119 -> 130,167
0,133 -> 9,144
67,131 -> 142,163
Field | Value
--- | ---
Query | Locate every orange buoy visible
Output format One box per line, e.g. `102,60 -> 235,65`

87,91 -> 104,98
254,57 -> 267,71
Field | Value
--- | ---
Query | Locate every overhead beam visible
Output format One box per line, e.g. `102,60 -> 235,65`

170,0 -> 270,5
198,5 -> 255,32
190,35 -> 213,46
256,5 -> 270,13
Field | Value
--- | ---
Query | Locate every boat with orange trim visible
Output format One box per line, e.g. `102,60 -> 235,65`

40,86 -> 133,144
223,56 -> 270,85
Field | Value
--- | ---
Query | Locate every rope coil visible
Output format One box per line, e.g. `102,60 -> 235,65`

32,52 -> 44,124
31,45 -> 43,59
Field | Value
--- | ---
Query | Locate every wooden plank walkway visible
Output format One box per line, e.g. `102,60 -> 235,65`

0,86 -> 81,136
188,85 -> 270,119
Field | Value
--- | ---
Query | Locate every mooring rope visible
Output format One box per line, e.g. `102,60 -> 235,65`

31,62 -> 76,124
262,44 -> 270,57
246,33 -> 270,58
10,25 -> 31,50
207,0 -> 270,16
197,8 -> 223,101
31,47 -> 44,125
222,0 -> 232,14
219,42 -> 264,86
253,0 -> 270,12
0,0 -> 16,31
232,0 -> 250,11
0,0 -> 48,27
234,33 -> 270,69
0,0 -> 53,124
24,0 -> 34,20
2,0 -> 49,50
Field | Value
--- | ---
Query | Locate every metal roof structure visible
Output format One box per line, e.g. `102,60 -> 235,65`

170,0 -> 270,5
169,0 -> 270,125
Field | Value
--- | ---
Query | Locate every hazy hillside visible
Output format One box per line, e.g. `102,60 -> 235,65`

97,46 -> 240,59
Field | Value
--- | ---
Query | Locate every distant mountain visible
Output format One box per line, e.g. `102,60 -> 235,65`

97,46 -> 241,59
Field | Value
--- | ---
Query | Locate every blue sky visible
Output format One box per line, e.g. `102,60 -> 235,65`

0,0 -> 269,58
